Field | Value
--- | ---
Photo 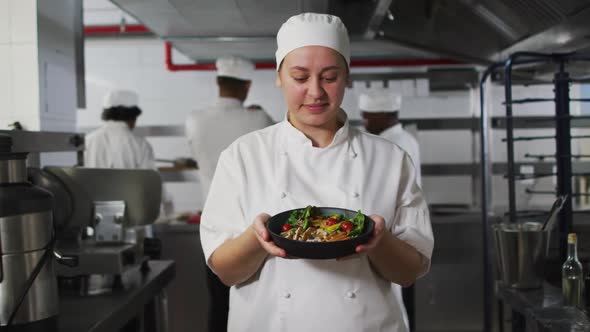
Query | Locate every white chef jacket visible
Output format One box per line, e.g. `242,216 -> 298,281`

381,124 -> 422,186
200,110 -> 434,332
185,97 -> 274,198
84,121 -> 155,169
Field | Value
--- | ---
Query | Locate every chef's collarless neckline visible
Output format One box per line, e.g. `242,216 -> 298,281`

281,109 -> 350,149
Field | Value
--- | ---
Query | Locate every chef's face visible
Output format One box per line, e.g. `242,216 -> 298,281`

361,112 -> 387,135
276,46 -> 349,131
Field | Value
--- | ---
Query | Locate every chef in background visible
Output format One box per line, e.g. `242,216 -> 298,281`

360,91 -> 422,186
185,55 -> 273,332
85,89 -> 155,169
84,89 -> 174,215
185,55 -> 273,200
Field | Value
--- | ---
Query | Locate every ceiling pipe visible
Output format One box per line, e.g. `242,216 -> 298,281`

84,25 -> 462,71
84,24 -> 151,35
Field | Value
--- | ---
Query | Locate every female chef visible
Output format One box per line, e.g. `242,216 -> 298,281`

199,12 -> 434,332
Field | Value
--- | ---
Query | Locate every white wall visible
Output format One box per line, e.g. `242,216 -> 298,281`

0,0 -> 40,130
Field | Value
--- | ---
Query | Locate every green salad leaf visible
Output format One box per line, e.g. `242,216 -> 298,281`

347,210 -> 365,237
287,205 -> 314,230
287,209 -> 303,226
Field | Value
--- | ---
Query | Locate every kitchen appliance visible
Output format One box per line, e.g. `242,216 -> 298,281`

0,134 -> 58,330
29,166 -> 162,294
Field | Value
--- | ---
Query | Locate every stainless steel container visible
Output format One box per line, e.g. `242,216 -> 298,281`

0,135 -> 58,329
492,222 -> 548,289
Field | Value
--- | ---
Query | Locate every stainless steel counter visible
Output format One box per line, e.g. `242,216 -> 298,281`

497,282 -> 590,331
415,212 -> 498,332
58,260 -> 175,332
152,223 -> 208,332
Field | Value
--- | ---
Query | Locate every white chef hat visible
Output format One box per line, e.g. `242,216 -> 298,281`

358,91 -> 402,113
216,55 -> 255,81
103,89 -> 139,109
275,12 -> 350,70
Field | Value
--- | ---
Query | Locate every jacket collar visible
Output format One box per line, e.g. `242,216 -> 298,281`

104,120 -> 131,130
382,123 -> 403,136
281,109 -> 350,148
215,97 -> 243,110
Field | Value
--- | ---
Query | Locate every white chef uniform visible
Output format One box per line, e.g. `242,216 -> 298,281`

380,124 -> 421,186
84,121 -> 155,169
84,90 -> 156,170
200,110 -> 434,332
359,92 -> 422,186
185,56 -> 273,199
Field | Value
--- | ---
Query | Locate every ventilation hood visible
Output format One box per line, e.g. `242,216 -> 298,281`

381,0 -> 590,64
109,0 -> 445,63
110,0 -> 590,68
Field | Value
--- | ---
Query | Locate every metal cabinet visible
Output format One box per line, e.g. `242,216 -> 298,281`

152,224 -> 208,332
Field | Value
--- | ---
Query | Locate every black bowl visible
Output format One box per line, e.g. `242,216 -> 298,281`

266,207 -> 375,259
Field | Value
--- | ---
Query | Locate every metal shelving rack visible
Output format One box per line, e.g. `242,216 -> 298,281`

480,52 -> 590,332
0,130 -> 85,167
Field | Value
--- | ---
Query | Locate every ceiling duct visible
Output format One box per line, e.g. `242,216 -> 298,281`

109,0 -> 446,62
109,0 -> 590,68
380,0 -> 590,64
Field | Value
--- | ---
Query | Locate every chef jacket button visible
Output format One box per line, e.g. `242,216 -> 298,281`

283,292 -> 291,299
281,151 -> 288,157
352,192 -> 359,198
351,152 -> 358,159
280,192 -> 287,199
346,291 -> 356,299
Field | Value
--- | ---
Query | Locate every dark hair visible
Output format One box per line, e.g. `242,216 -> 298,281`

217,76 -> 250,88
101,106 -> 142,121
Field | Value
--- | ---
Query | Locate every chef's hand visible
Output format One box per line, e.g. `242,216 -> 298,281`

251,213 -> 287,258
337,214 -> 386,261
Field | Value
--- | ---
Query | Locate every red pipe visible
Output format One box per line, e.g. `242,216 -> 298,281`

84,24 -> 151,35
85,25 -> 461,71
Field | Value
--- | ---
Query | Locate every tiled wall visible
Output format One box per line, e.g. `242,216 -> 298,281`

83,0 -> 138,26
0,0 -> 79,132
583,85 -> 590,115
77,1 -> 590,213
78,38 -> 286,212
0,0 -> 40,130
78,37 -> 483,211
488,83 -> 588,210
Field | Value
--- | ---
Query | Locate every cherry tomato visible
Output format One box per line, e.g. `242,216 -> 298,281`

281,224 -> 293,232
326,217 -> 338,226
340,221 -> 354,233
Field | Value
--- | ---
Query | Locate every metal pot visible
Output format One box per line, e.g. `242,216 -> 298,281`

492,222 -> 548,289
0,135 -> 58,329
